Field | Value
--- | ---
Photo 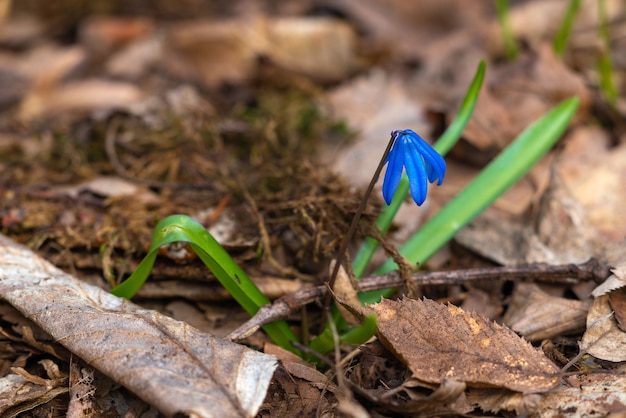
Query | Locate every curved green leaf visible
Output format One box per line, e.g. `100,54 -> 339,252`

111,214 -> 301,354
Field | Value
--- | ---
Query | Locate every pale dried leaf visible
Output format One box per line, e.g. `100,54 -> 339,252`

456,168 -> 601,266
571,142 -> 626,243
165,16 -> 358,89
67,362 -> 97,418
0,234 -> 277,417
370,297 -> 560,393
55,175 -> 159,202
591,273 -> 626,298
468,389 -> 541,416
264,17 -> 359,82
610,288 -> 626,332
0,373 -> 68,416
330,261 -> 361,325
533,370 -> 626,418
503,282 -> 589,341
581,294 -> 626,362
397,378 -> 472,416
19,79 -> 143,121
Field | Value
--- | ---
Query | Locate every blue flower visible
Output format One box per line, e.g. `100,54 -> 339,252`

382,129 -> 446,206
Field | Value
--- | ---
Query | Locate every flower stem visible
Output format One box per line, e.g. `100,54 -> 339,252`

319,132 -> 397,326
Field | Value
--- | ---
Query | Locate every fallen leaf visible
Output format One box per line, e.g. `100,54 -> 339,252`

456,168 -> 601,265
611,288 -> 626,332
78,15 -> 154,57
0,373 -> 68,417
165,16 -> 359,88
591,272 -> 626,297
264,17 -> 359,82
503,282 -> 590,341
370,297 -> 560,393
467,388 -> 541,416
581,294 -> 626,362
394,378 -> 472,416
0,234 -> 277,417
533,370 -> 626,418
331,261 -> 361,325
19,79 -> 143,121
560,138 -> 626,243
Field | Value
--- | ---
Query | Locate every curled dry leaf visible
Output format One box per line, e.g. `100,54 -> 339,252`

533,370 -> 626,418
0,234 -> 277,418
503,282 -> 589,341
330,261 -> 361,325
591,270 -> 626,298
0,373 -> 68,417
610,287 -> 626,332
19,79 -> 144,121
370,297 -> 560,393
581,294 -> 626,362
165,16 -> 359,88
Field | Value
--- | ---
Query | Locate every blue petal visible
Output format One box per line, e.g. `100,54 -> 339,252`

406,130 -> 446,185
382,136 -> 405,205
403,139 -> 429,205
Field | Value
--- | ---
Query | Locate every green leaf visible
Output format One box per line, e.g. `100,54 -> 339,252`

352,60 -> 486,279
553,0 -> 582,57
597,0 -> 617,104
495,0 -> 519,60
111,214 -> 301,355
360,97 -> 580,304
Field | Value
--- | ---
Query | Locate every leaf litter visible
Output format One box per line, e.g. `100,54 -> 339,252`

0,235 -> 276,417
1,0 -> 626,416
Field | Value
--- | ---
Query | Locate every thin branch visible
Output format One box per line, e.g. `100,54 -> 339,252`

226,258 -> 608,341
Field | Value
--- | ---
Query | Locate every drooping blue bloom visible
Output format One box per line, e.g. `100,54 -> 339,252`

382,129 -> 446,206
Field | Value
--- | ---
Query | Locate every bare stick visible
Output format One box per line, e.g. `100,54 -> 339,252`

227,258 -> 608,341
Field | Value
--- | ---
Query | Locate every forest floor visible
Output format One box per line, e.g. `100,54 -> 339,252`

1,1 -> 626,417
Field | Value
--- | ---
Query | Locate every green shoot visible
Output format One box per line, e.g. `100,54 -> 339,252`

360,97 -> 580,304
111,214 -> 301,355
495,0 -> 519,60
553,0 -> 582,57
352,60 -> 486,279
597,0 -> 617,104
309,314 -> 377,356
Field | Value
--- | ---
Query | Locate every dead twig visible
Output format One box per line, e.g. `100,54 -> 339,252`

226,258 -> 608,341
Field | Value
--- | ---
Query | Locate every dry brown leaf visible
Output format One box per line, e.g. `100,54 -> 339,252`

19,79 -> 144,121
54,176 -> 159,204
0,234 -> 277,418
533,370 -> 626,418
503,282 -> 590,341
467,388 -> 541,416
561,139 -> 626,244
0,372 -> 68,417
370,297 -> 560,393
610,288 -> 626,332
394,378 -> 472,416
331,261 -> 361,325
165,16 -> 359,88
582,294 -> 626,362
592,272 -> 626,298
67,362 -> 97,418
456,168 -> 600,266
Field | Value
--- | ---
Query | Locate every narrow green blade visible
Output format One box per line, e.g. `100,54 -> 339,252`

111,214 -> 301,354
361,97 -> 580,303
